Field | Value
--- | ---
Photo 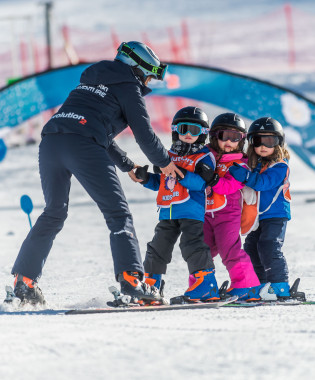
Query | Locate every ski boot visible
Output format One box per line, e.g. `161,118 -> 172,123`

13,274 -> 46,305
226,285 -> 264,302
144,273 -> 168,305
118,271 -> 163,304
144,273 -> 162,289
270,279 -> 306,301
184,269 -> 220,302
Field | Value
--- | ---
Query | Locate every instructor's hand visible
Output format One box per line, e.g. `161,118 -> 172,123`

160,161 -> 184,179
128,165 -> 143,183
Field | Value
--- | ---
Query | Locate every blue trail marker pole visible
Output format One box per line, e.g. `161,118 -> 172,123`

0,139 -> 7,162
20,195 -> 33,229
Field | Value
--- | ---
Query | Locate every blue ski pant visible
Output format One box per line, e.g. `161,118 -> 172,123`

244,217 -> 289,283
11,133 -> 144,281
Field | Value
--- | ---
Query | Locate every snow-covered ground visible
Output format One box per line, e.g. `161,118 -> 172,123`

1,135 -> 315,380
1,0 -> 315,379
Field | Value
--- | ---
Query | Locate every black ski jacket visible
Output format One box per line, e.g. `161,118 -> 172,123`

42,60 -> 170,172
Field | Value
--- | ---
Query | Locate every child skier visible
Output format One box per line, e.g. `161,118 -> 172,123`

203,113 -> 262,301
134,106 -> 221,301
229,117 -> 297,299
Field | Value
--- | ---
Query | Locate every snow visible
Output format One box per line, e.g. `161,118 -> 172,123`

1,0 -> 315,379
1,135 -> 315,380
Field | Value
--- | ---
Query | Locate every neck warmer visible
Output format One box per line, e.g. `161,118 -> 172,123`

171,140 -> 204,156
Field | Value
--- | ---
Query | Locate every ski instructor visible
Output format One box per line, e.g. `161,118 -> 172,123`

11,41 -> 182,305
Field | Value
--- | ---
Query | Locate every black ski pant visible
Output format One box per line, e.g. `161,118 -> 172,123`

11,133 -> 144,281
144,219 -> 214,275
244,217 -> 289,283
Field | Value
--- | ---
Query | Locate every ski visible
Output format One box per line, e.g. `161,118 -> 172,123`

65,296 -> 238,315
223,300 -> 300,308
64,285 -> 238,315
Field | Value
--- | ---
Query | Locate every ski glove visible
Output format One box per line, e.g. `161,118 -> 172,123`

229,162 -> 251,184
153,165 -> 187,180
153,165 -> 162,174
135,165 -> 150,184
195,162 -> 219,187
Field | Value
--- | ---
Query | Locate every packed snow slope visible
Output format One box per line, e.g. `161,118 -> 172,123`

1,1 -> 315,379
1,135 -> 315,380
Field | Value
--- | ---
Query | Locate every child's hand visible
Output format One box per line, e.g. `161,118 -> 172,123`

134,165 -> 150,184
195,162 -> 219,186
206,186 -> 213,196
229,163 -> 250,183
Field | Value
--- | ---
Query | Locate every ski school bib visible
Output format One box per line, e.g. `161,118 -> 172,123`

206,159 -> 245,212
156,151 -> 210,208
241,160 -> 291,236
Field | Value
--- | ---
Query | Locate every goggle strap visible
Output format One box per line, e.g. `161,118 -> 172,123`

120,44 -> 165,79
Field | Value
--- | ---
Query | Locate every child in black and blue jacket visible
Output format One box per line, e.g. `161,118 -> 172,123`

230,117 -> 304,300
135,107 -> 220,301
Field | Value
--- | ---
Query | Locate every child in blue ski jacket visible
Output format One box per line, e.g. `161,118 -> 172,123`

134,107 -> 221,301
229,117 -> 298,299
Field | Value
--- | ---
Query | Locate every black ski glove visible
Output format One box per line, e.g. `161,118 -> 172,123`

153,165 -> 187,180
195,162 -> 219,187
153,165 -> 162,174
135,165 -> 150,184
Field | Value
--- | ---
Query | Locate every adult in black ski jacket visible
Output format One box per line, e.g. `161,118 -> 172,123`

11,41 -> 181,305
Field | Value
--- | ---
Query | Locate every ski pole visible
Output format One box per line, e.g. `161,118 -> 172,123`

20,195 -> 33,229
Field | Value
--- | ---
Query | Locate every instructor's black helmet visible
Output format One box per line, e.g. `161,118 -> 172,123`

115,41 -> 168,84
248,117 -> 284,146
172,106 -> 210,144
210,112 -> 247,133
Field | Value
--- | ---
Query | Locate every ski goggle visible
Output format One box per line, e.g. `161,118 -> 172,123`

250,135 -> 280,148
119,43 -> 168,80
213,130 -> 246,142
172,122 -> 210,137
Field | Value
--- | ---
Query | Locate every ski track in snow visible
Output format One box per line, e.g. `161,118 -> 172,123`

1,136 -> 315,380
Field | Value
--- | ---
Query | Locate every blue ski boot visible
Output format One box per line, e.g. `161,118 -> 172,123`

226,285 -> 263,301
144,273 -> 162,289
270,282 -> 290,298
184,269 -> 220,301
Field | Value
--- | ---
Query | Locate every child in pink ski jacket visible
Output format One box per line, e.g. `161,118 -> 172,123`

202,113 -> 262,301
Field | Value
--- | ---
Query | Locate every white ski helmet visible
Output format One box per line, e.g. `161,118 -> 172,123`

115,41 -> 168,82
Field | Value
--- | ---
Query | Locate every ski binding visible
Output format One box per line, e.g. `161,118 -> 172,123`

3,285 -> 21,307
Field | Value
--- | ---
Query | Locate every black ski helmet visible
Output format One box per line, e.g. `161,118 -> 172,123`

247,117 -> 284,146
172,106 -> 209,144
210,112 -> 246,133
115,41 -> 167,84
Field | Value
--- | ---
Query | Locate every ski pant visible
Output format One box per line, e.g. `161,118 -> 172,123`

11,133 -> 144,281
143,219 -> 214,275
204,200 -> 260,288
244,217 -> 289,283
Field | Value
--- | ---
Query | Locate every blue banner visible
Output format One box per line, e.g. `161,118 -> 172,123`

1,63 -> 315,169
